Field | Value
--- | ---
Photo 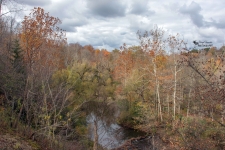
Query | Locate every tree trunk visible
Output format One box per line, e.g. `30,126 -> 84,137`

157,81 -> 162,121
167,94 -> 170,115
0,0 -> 2,16
187,89 -> 191,117
93,120 -> 98,150
173,65 -> 177,120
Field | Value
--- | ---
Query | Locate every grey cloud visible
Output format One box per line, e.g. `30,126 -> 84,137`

45,0 -> 90,32
60,17 -> 89,32
198,27 -> 222,39
17,0 -> 51,6
165,2 -> 180,12
191,14 -> 204,27
179,1 -> 203,27
128,15 -> 153,33
130,0 -> 148,15
210,19 -> 225,29
195,27 -> 225,48
120,32 -> 127,35
59,24 -> 77,32
90,33 -> 122,49
179,1 -> 225,29
103,35 -> 122,48
17,0 -> 225,50
179,1 -> 201,14
129,0 -> 155,16
86,0 -> 126,17
46,0 -> 77,19
69,24 -> 133,50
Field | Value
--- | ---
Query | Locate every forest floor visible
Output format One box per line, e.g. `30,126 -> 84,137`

0,134 -> 34,150
0,133 -> 37,150
0,108 -> 41,150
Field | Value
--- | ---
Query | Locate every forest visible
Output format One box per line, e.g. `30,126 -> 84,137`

0,6 -> 225,150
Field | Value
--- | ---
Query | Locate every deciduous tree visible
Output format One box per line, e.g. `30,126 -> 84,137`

19,7 -> 66,71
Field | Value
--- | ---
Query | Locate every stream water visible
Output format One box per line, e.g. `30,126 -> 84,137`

87,113 -> 147,149
83,101 -> 160,149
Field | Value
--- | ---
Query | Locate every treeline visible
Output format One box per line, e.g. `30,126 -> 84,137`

0,7 -> 116,149
0,6 -> 225,150
114,30 -> 225,149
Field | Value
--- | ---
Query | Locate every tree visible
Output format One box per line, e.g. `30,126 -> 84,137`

137,26 -> 167,121
181,45 -> 225,126
14,7 -> 67,128
19,7 -> 66,71
167,34 -> 184,120
114,44 -> 135,88
0,0 -> 22,17
11,39 -> 24,70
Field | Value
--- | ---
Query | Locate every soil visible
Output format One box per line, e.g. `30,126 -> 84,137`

0,133 -> 38,150
113,135 -> 167,150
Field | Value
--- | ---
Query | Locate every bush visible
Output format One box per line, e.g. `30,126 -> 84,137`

178,117 -> 225,149
118,99 -> 146,127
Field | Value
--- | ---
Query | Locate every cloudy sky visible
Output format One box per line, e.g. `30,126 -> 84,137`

3,0 -> 225,50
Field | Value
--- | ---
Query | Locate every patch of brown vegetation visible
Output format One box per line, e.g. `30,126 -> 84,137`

0,134 -> 34,150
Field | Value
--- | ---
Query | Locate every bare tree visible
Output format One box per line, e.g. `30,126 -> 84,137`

0,0 -> 22,17
137,26 -> 166,121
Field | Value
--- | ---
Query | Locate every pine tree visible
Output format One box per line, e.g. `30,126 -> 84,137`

11,39 -> 24,73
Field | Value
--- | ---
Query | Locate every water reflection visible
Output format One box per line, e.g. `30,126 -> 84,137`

87,113 -> 146,149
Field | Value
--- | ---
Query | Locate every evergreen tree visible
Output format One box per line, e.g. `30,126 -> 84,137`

11,39 -> 24,73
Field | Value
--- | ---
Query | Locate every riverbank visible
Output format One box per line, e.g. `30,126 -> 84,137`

114,122 -> 171,150
84,100 -> 225,150
0,106 -> 93,150
113,135 -> 167,150
0,133 -> 35,150
117,114 -> 225,150
0,124 -> 93,150
0,124 -> 40,150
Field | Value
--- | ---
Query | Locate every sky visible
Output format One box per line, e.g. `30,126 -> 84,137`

3,0 -> 225,50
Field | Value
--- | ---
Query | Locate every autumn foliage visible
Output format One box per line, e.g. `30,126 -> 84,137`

0,6 -> 224,150
19,7 -> 66,70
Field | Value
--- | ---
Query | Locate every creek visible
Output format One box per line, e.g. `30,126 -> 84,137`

87,113 -> 147,149
83,101 -> 159,149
